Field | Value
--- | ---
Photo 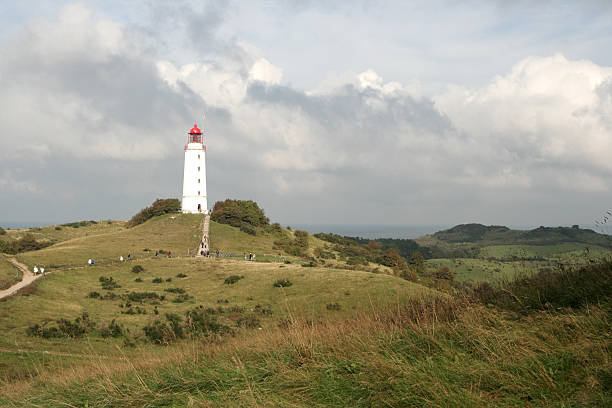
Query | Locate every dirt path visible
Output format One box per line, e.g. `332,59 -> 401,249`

0,258 -> 42,300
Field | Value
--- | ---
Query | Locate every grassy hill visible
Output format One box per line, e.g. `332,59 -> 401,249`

1,213 -> 610,406
432,223 -> 612,247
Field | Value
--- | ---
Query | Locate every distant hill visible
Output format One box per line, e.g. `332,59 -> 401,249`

433,223 -> 612,248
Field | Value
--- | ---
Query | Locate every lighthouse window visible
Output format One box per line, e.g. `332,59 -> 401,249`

197,166 -> 200,171
198,191 -> 200,196
198,155 -> 200,159
198,179 -> 200,184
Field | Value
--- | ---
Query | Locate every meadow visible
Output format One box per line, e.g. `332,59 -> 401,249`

0,213 -> 610,406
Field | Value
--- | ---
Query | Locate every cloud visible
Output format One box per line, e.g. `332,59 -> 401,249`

1,3 -> 612,227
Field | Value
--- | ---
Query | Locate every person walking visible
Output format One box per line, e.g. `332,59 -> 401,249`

120,255 -> 124,262
249,252 -> 252,261
41,266 -> 45,276
33,265 -> 38,275
127,253 -> 131,261
87,259 -> 92,266
244,252 -> 247,261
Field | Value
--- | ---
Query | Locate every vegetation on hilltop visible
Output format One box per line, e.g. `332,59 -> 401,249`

434,223 -> 612,247
211,199 -> 270,234
127,198 -> 181,228
0,226 -> 5,235
0,233 -> 52,254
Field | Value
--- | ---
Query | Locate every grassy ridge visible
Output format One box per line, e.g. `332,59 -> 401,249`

1,295 -> 609,407
15,214 -> 202,268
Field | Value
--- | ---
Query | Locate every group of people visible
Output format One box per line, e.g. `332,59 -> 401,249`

243,252 -> 256,261
32,265 -> 45,275
87,258 -> 96,265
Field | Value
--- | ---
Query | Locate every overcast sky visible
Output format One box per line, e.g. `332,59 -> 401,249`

1,1 -> 612,228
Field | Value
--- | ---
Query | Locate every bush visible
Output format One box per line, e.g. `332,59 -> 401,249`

99,276 -> 120,290
26,312 -> 95,339
1,233 -> 52,254
433,266 -> 454,281
211,199 -> 270,229
165,287 -> 186,294
54,226 -> 62,231
326,303 -> 341,311
176,273 -> 188,278
127,199 -> 181,228
0,226 -> 5,235
152,277 -> 163,283
87,291 -> 100,299
166,278 -> 172,282
273,279 -> 292,288
239,224 -> 257,235
125,292 -> 163,303
135,278 -> 143,282
224,275 -> 244,285
131,265 -> 144,273
99,320 -> 124,338
171,294 -> 191,303
475,260 -> 612,312
237,315 -> 261,329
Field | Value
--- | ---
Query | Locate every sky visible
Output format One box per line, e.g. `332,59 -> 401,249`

1,1 -> 612,228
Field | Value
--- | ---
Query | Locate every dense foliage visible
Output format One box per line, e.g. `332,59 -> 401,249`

127,199 -> 181,228
274,230 -> 310,257
474,259 -> 612,312
0,233 -> 52,254
211,199 -> 269,232
0,226 -> 5,235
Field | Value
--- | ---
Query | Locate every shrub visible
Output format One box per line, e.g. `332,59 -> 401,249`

253,304 -> 272,315
273,279 -> 292,288
2,233 -> 52,254
99,276 -> 120,290
326,303 -> 341,311
211,199 -> 270,229
165,288 -> 186,294
143,314 -> 183,345
87,291 -> 100,299
237,315 -> 261,329
224,275 -> 244,285
176,273 -> 187,278
171,294 -> 191,303
127,198 -> 181,228
475,260 -> 612,312
54,226 -> 62,231
152,277 -> 163,283
0,226 -> 5,235
125,292 -> 163,303
131,265 -> 144,273
99,320 -> 124,338
135,278 -> 143,282
433,266 -> 454,281
26,312 -> 95,339
166,278 -> 172,282
239,224 -> 257,235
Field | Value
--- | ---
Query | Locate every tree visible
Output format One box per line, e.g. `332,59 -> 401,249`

411,251 -> 425,274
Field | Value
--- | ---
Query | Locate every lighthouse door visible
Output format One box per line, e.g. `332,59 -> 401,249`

198,204 -> 202,212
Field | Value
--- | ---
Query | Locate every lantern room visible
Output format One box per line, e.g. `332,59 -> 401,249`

188,123 -> 203,144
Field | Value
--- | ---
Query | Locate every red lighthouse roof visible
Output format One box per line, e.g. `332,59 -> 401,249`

189,123 -> 202,135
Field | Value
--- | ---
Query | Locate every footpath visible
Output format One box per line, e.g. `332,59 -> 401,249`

196,214 -> 211,256
0,258 -> 42,300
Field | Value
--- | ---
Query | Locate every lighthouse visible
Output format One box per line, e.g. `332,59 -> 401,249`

181,123 -> 208,214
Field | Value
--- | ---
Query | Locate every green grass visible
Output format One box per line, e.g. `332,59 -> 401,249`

15,214 -> 202,268
0,255 -> 432,382
0,255 -> 20,290
426,258 -> 531,283
1,297 -> 609,407
1,220 -> 124,245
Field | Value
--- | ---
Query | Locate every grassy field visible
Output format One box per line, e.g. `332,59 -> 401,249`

1,215 -> 610,406
1,294 -> 609,407
0,255 -> 20,290
1,220 -> 125,245
15,214 -> 202,268
0,215 -> 434,387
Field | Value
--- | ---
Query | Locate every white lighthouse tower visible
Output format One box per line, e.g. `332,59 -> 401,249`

181,123 -> 208,214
